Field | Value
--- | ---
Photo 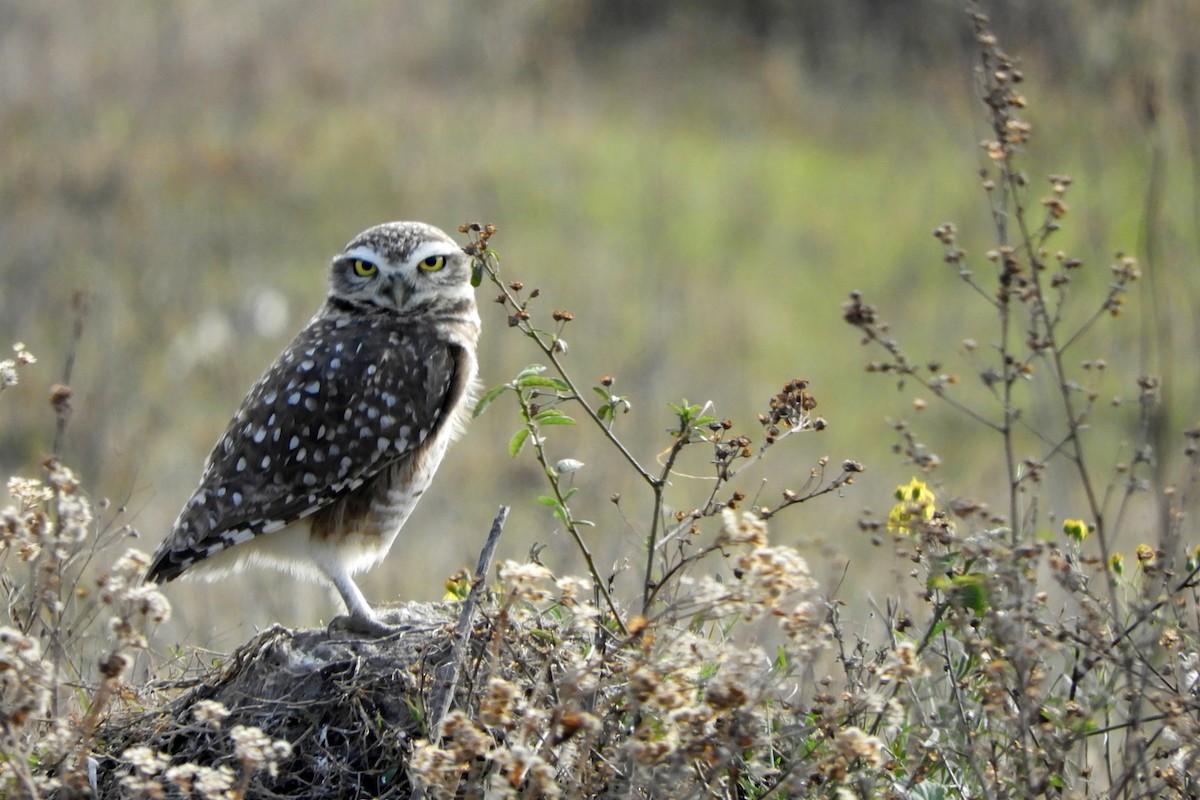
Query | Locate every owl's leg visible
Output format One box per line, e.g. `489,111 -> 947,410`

323,562 -> 406,637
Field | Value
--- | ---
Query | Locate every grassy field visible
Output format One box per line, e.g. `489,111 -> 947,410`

2,1 -> 1198,649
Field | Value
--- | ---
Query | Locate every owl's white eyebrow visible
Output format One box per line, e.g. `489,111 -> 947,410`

408,241 -> 455,264
343,246 -> 380,263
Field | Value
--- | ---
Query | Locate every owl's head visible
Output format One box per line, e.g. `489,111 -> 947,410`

328,221 -> 475,315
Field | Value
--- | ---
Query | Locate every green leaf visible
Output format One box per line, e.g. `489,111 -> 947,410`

930,574 -> 990,614
536,495 -> 560,507
508,428 -> 531,458
473,383 -> 509,418
528,626 -> 562,644
534,409 -> 576,425
593,386 -> 613,400
515,364 -> 547,380
908,782 -> 947,800
951,575 -> 990,613
519,375 -> 571,391
598,405 -> 613,422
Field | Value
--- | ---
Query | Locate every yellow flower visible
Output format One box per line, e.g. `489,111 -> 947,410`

1110,553 -> 1124,575
1062,518 -> 1090,542
443,569 -> 471,601
1135,543 -> 1155,566
887,478 -> 936,535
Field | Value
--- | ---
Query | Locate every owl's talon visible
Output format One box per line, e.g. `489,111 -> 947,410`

327,613 -> 410,638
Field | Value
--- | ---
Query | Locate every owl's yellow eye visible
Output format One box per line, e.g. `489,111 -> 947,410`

352,259 -> 377,277
420,255 -> 446,272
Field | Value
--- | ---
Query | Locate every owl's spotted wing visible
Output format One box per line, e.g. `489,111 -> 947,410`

147,314 -> 459,582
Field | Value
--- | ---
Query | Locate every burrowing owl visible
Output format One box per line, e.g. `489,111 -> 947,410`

146,221 -> 480,635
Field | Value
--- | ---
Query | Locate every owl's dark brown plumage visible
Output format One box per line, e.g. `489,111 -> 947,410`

147,222 -> 480,635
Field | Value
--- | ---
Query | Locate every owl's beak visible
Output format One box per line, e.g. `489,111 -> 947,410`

386,275 -> 409,308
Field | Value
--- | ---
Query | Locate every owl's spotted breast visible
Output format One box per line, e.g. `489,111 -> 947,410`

147,313 -> 469,583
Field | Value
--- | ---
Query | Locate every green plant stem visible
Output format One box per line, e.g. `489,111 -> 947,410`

484,261 -> 656,487
1004,154 -> 1124,627
642,422 -> 689,612
519,396 -> 628,636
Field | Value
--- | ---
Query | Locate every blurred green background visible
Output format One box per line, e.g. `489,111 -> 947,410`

2,1 -> 1198,648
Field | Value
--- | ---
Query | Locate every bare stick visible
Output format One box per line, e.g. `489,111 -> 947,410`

51,291 -> 89,456
430,505 -> 508,736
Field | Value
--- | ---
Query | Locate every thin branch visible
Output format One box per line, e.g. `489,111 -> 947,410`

483,261 -> 657,487
431,506 -> 509,736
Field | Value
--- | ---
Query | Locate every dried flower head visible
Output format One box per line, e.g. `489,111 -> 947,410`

192,699 -> 231,728
735,546 -> 817,616
498,560 -> 556,603
230,724 -> 291,778
717,508 -> 768,548
0,626 -> 54,726
0,342 -> 36,392
480,678 -> 522,729
880,641 -> 927,684
192,764 -> 235,799
488,745 -> 560,797
409,741 -> 465,797
6,477 -> 52,509
833,726 -> 885,768
439,709 -> 493,758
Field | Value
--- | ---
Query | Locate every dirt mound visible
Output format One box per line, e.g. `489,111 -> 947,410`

97,602 -> 464,799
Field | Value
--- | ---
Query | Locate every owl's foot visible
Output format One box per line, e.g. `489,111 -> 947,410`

327,611 -> 410,638
324,567 -> 410,637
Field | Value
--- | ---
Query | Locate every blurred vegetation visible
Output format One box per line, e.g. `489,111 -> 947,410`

2,0 -> 1199,647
